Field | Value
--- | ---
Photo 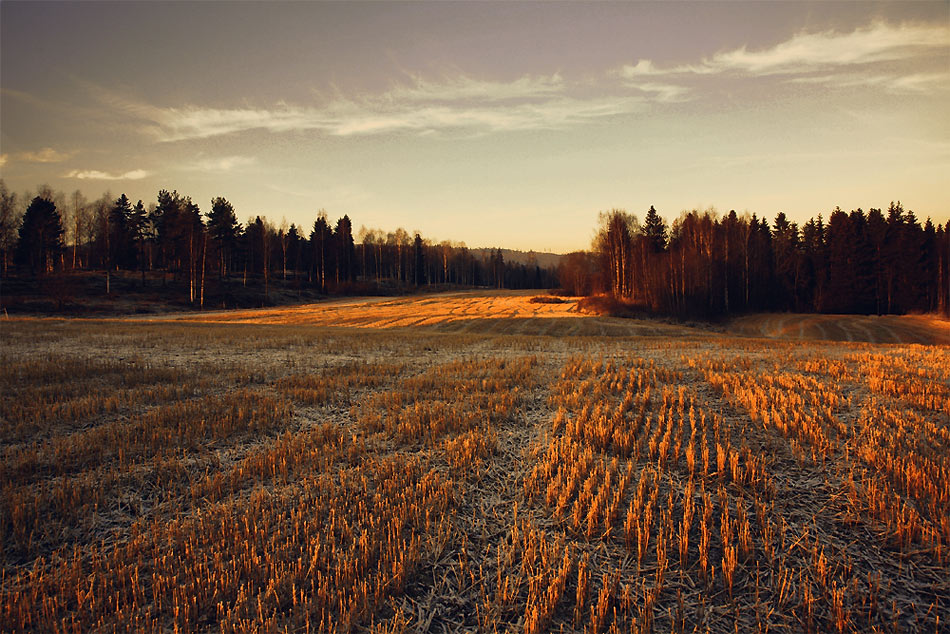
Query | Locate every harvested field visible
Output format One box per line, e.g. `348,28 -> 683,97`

729,312 -> 950,345
159,290 -> 692,338
2,292 -> 948,633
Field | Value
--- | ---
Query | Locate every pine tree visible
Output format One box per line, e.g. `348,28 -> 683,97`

310,213 -> 331,291
643,205 -> 668,253
207,197 -> 239,278
109,194 -> 135,270
334,215 -> 355,285
772,212 -> 800,311
413,233 -> 425,285
16,195 -> 64,275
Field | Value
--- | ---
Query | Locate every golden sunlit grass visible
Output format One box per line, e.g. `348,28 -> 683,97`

729,312 -> 950,345
158,290 -> 696,338
1,292 -> 947,633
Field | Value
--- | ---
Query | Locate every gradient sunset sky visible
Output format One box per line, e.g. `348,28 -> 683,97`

1,1 -> 947,252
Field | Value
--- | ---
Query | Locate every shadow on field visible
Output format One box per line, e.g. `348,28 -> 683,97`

729,313 -> 950,345
426,316 -> 696,338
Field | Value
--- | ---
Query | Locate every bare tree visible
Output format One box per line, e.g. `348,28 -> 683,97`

68,190 -> 88,269
278,217 -> 289,280
0,180 -> 20,277
261,218 -> 274,300
594,209 -> 638,298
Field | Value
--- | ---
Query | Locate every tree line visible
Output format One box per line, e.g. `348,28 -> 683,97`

562,204 -> 950,318
0,180 -> 557,306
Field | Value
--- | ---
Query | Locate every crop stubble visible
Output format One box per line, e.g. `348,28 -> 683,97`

1,294 -> 948,632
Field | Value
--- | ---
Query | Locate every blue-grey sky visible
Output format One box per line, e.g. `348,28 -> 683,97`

2,1 -> 947,251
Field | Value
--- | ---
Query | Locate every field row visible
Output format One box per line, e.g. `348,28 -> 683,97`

1,318 -> 947,632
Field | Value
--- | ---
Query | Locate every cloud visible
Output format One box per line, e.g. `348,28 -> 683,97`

103,20 -> 948,146
83,71 -> 649,142
191,155 -> 258,172
708,22 -> 948,75
64,169 -> 149,180
0,155 -> 7,168
620,60 -> 663,78
627,82 -> 690,103
385,73 -> 565,103
619,61 -> 693,102
19,147 -> 72,163
0,147 -> 72,166
622,22 -> 949,89
790,71 -> 950,94
144,90 -> 644,142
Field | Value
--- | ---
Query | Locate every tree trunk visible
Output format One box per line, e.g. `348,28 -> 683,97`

188,230 -> 195,305
724,231 -> 730,313
200,230 -> 207,309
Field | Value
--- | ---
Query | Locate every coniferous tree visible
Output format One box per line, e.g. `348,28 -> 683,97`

16,195 -> 64,275
772,212 -> 799,311
937,222 -> 950,316
801,215 -> 827,311
286,224 -> 301,282
310,212 -> 331,291
334,215 -> 355,286
109,194 -> 136,270
207,197 -> 240,278
883,202 -> 906,313
129,200 -> 150,284
412,233 -> 426,285
921,219 -> 938,312
643,205 -> 668,254
899,210 -> 926,311
824,208 -> 855,312
866,208 -> 887,314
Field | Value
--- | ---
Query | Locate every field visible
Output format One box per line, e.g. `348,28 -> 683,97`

2,291 -> 948,633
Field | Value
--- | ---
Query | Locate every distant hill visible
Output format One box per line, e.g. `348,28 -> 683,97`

470,248 -> 563,269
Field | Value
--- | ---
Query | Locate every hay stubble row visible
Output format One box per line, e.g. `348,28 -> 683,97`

1,292 -> 947,632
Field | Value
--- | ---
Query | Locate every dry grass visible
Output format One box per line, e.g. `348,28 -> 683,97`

148,290 -> 696,339
1,292 -> 947,632
729,312 -> 950,345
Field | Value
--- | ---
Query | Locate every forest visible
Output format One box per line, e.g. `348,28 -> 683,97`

563,204 -> 950,318
2,178 -> 947,318
0,181 -> 556,309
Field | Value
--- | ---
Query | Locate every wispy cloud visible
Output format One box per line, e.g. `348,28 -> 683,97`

621,22 -> 949,90
19,147 -> 72,163
627,81 -> 690,103
95,22 -> 948,144
144,94 -> 643,142
706,22 -> 948,76
0,147 -> 72,165
789,71 -> 950,94
190,155 -> 258,172
64,169 -> 149,181
385,73 -> 565,103
95,72 -> 645,142
617,62 -> 692,102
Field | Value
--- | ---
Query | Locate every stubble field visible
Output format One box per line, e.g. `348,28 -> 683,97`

1,291 -> 948,633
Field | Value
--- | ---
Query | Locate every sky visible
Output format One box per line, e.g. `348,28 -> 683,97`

1,1 -> 948,253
